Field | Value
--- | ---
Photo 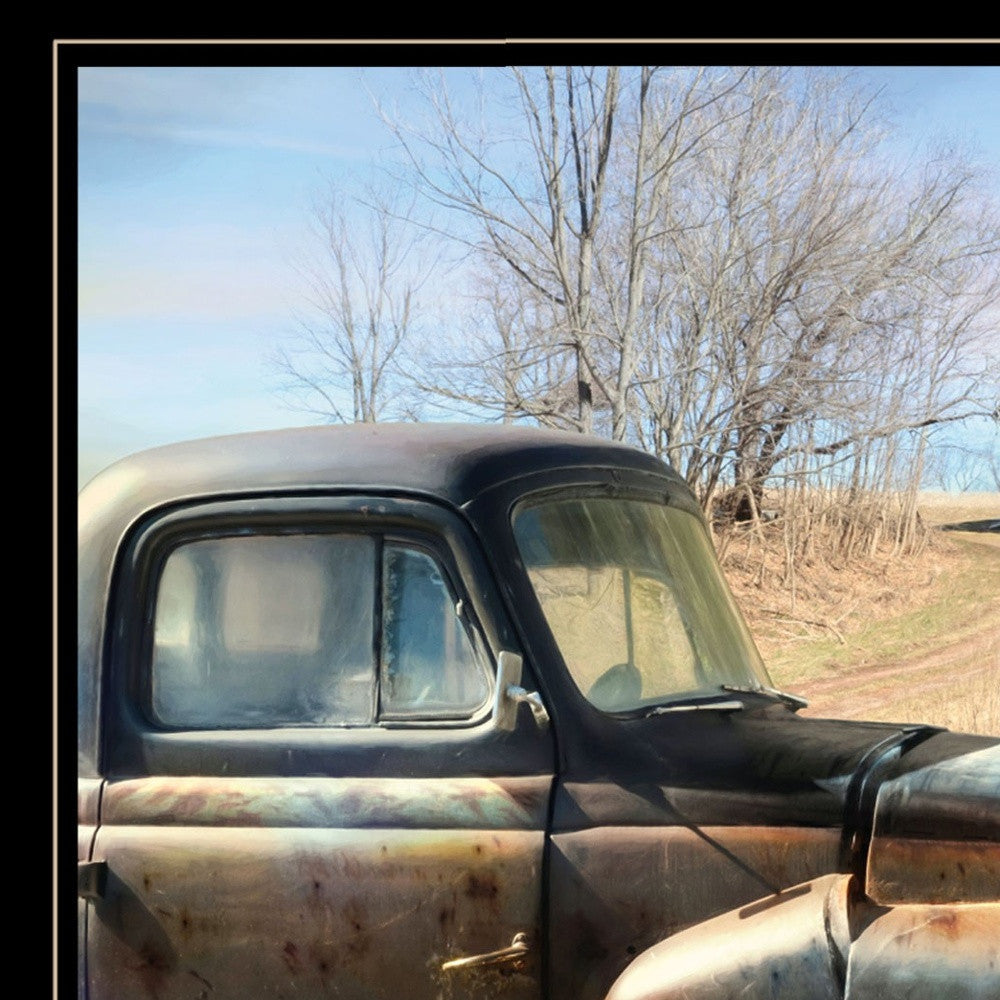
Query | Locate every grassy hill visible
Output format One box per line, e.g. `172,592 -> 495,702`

722,492 -> 1000,735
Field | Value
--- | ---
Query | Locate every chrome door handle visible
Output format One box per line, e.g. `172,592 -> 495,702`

441,932 -> 530,972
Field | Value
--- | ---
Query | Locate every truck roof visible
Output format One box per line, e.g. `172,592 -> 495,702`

79,422 -> 682,528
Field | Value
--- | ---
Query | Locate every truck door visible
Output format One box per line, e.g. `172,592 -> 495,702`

83,496 -> 555,1000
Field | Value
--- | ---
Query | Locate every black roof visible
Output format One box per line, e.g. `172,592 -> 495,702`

79,422 -> 682,532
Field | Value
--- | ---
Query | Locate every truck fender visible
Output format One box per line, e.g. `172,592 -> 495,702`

604,874 -> 1000,1000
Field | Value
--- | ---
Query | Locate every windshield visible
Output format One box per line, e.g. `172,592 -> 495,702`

512,496 -> 769,712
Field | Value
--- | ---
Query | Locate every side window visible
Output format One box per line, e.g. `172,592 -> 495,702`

381,546 -> 490,717
149,531 -> 491,729
152,535 -> 376,728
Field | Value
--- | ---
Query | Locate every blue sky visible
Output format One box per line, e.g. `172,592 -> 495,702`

74,61 -> 1000,489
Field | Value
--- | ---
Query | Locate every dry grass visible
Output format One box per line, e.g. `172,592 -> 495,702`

943,669 -> 1000,735
863,658 -> 1000,735
913,491 -> 999,525
718,492 -> 1000,736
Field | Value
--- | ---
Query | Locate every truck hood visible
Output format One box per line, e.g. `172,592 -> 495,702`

556,707 -> 998,887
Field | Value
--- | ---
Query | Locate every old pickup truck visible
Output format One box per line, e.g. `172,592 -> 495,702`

77,423 -> 999,1000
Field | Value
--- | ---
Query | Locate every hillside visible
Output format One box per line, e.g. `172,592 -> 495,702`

722,492 -> 1000,735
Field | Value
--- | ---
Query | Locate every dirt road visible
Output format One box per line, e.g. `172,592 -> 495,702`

798,625 -> 1000,723
793,529 -> 999,733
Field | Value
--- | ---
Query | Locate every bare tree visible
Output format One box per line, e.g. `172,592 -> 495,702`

378,67 -> 620,432
409,264 -> 579,427
379,66 -> 757,438
630,69 -> 1000,519
274,187 -> 432,423
345,65 -> 999,540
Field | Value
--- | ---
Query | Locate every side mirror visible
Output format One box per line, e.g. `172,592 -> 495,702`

495,651 -> 550,732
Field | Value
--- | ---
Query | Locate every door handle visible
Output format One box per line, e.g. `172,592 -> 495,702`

441,932 -> 530,972
78,860 -> 107,901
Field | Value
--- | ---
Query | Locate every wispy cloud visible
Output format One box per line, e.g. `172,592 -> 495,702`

79,66 -> 294,119
78,66 -> 394,161
81,117 -> 366,159
78,257 -> 298,322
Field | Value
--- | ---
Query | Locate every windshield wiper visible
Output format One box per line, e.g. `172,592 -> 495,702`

646,694 -> 745,717
721,684 -> 808,710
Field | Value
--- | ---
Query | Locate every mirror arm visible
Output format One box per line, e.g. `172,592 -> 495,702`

506,685 -> 550,728
494,651 -> 550,731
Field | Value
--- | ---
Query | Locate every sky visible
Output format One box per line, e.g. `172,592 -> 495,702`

72,54 -> 1000,490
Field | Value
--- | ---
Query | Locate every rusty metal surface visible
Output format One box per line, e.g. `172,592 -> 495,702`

866,838 -> 1000,906
551,825 -> 843,1000
603,873 -> 1000,1000
604,874 -> 852,1000
867,744 -> 1000,905
79,778 -> 102,862
845,900 -> 1000,999
79,900 -> 89,1000
79,783 -> 105,1000
541,688 -> 967,832
89,826 -> 543,1000
872,743 -> 1000,840
555,766 -> 850,830
101,775 -> 551,829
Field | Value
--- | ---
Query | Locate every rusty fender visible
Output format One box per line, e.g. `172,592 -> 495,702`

865,744 -> 1000,906
604,874 -> 1000,1000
